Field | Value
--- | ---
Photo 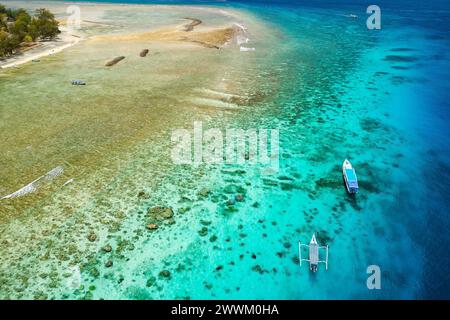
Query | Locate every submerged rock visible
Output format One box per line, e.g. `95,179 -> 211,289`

84,291 -> 93,300
90,267 -> 100,278
146,276 -> 156,287
383,55 -> 418,62
183,17 -> 202,32
87,232 -> 97,242
105,260 -> 113,268
360,117 -> 389,132
137,190 -> 150,199
158,270 -> 171,279
166,218 -> 175,225
197,187 -> 211,198
223,184 -> 245,194
198,227 -> 208,237
315,178 -> 339,189
251,264 -> 267,274
175,264 -> 186,272
105,56 -> 125,66
222,205 -> 238,214
280,182 -> 297,191
200,220 -> 211,226
178,207 -> 191,214
262,178 -> 278,187
226,198 -> 235,206
235,194 -> 244,202
278,175 -> 294,181
146,223 -> 158,230
33,291 -> 48,300
139,49 -> 149,57
148,206 -> 174,221
204,282 -> 213,290
102,244 -> 112,253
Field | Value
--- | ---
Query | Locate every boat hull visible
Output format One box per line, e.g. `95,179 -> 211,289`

342,159 -> 358,194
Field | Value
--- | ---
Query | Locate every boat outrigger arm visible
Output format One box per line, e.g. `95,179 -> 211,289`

298,234 -> 329,272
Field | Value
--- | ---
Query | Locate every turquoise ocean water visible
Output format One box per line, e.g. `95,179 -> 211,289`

2,0 -> 449,299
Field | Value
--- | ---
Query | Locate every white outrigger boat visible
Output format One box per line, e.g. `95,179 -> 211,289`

298,234 -> 329,272
342,159 -> 358,194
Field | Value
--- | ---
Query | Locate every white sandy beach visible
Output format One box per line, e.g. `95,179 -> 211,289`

0,26 -> 83,70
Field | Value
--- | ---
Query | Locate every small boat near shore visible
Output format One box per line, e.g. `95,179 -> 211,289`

342,159 -> 358,194
71,80 -> 86,85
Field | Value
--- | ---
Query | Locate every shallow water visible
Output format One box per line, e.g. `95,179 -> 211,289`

0,1 -> 449,299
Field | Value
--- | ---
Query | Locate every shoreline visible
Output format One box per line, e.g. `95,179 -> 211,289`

0,2 -> 242,70
0,26 -> 82,70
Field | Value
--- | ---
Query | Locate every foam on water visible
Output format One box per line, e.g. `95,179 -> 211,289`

1,166 -> 64,200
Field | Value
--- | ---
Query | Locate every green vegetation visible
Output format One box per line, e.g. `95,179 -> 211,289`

0,4 -> 60,57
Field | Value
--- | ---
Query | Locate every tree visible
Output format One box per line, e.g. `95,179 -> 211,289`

0,13 -> 7,31
27,21 -> 38,40
23,34 -> 32,42
0,30 -> 20,56
32,8 -> 59,40
9,11 -> 31,41
0,30 -> 8,56
0,5 -> 60,57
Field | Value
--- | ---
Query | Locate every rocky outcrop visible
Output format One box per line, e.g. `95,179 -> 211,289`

140,49 -> 149,57
183,18 -> 202,32
137,190 -> 150,199
102,244 -> 112,253
147,206 -> 174,221
146,223 -> 158,230
105,56 -> 125,66
159,270 -> 171,279
87,232 -> 97,242
197,187 -> 211,198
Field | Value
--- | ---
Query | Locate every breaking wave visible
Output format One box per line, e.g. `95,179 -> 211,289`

1,166 -> 64,200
